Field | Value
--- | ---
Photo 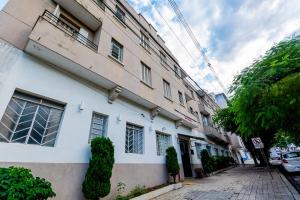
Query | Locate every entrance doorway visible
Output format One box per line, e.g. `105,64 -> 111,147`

179,139 -> 192,177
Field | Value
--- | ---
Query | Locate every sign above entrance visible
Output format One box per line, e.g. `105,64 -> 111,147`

251,137 -> 264,149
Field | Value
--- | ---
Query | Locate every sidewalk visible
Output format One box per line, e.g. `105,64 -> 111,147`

152,166 -> 300,200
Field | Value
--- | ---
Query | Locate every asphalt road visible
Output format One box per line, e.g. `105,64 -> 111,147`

278,166 -> 300,193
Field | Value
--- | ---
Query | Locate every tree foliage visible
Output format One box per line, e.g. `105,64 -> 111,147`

166,146 -> 180,183
82,137 -> 115,200
0,167 -> 56,200
215,35 -> 300,148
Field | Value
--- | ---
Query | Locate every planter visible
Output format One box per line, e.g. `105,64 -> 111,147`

130,183 -> 183,200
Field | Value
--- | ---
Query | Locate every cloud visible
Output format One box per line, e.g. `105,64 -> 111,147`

127,0 -> 300,93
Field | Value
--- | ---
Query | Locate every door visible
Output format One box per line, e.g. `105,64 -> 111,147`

179,139 -> 192,177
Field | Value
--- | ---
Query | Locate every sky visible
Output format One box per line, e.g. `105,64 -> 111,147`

0,0 -> 7,10
127,0 -> 300,94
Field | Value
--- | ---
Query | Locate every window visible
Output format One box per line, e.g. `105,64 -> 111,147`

115,6 -> 125,22
189,107 -> 194,114
125,123 -> 143,154
141,63 -> 152,86
156,132 -> 171,156
160,51 -> 167,66
178,91 -> 184,105
89,113 -> 108,142
174,65 -> 181,78
111,39 -> 123,62
195,143 -> 202,159
214,148 -> 219,156
190,89 -> 195,99
0,91 -> 64,147
202,114 -> 209,127
206,145 -> 211,156
163,80 -> 171,99
221,150 -> 224,156
141,32 -> 150,50
194,111 -> 199,121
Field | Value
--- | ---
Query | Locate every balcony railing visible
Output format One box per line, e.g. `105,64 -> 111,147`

42,10 -> 98,51
93,0 -> 105,10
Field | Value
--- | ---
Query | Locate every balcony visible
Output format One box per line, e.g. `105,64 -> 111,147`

53,0 -> 104,31
204,125 -> 229,145
198,102 -> 209,115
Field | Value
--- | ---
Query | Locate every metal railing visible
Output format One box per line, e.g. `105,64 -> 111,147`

41,10 -> 98,51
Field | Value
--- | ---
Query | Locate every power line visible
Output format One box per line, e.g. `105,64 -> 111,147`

167,0 -> 227,94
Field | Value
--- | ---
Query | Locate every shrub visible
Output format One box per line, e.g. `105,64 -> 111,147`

82,137 -> 115,200
116,185 -> 147,200
201,149 -> 215,174
166,146 -> 180,183
0,166 -> 56,200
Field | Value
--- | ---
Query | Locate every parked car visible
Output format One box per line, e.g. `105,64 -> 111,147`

281,151 -> 300,172
269,154 -> 282,166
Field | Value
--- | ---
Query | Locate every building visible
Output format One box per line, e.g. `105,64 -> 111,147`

0,0 -> 230,199
213,93 -> 251,164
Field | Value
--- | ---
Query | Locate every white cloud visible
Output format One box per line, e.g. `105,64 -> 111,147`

127,0 -> 300,94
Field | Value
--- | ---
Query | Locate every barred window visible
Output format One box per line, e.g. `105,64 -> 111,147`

163,80 -> 171,99
89,113 -> 108,142
125,123 -> 143,154
0,91 -> 64,147
178,91 -> 184,105
111,39 -> 123,62
156,132 -> 171,156
195,143 -> 202,159
141,63 -> 152,86
160,51 -> 167,66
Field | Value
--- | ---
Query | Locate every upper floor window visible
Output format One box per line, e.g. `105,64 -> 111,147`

190,89 -> 195,99
125,123 -> 144,154
178,91 -> 184,105
160,51 -> 167,66
141,32 -> 150,51
95,0 -> 105,10
202,114 -> 209,127
141,63 -> 152,86
163,80 -> 172,99
174,65 -> 181,78
89,113 -> 108,142
0,91 -> 64,147
156,132 -> 171,156
111,39 -> 123,62
115,5 -> 125,22
189,107 -> 194,114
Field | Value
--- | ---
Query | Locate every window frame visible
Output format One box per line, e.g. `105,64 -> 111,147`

156,132 -> 172,156
125,123 -> 144,154
160,51 -> 167,66
88,112 -> 108,143
0,91 -> 65,147
110,38 -> 123,62
141,62 -> 152,86
163,79 -> 172,100
140,32 -> 150,51
115,5 -> 125,22
174,65 -> 181,78
178,91 -> 184,106
195,143 -> 202,159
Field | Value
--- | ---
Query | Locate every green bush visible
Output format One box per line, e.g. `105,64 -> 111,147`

166,146 -> 180,183
0,166 -> 55,200
201,149 -> 215,174
82,137 -> 115,200
116,185 -> 147,200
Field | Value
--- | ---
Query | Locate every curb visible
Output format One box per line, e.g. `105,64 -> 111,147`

278,170 -> 300,199
209,165 -> 235,176
130,183 -> 183,200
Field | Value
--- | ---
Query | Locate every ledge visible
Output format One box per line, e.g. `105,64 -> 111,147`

131,183 -> 183,200
140,80 -> 154,89
164,96 -> 173,102
113,15 -> 127,28
108,54 -> 124,67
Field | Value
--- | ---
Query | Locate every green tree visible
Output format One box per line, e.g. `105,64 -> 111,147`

166,146 -> 180,183
0,167 -> 56,200
82,137 -> 115,200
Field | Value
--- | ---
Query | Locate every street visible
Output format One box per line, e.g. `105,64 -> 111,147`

153,166 -> 300,200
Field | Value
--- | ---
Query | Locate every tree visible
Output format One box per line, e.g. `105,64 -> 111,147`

0,167 -> 56,200
82,137 -> 115,200
166,146 -> 180,183
214,35 -> 300,161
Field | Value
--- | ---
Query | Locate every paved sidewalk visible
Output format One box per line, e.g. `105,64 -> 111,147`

153,166 -> 300,200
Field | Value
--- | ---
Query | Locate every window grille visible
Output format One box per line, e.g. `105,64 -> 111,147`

89,113 -> 107,142
156,132 -> 171,156
178,91 -> 184,105
0,91 -> 64,147
195,143 -> 202,159
160,52 -> 167,66
163,80 -> 171,99
111,39 -> 123,62
141,63 -> 152,86
125,123 -> 143,154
